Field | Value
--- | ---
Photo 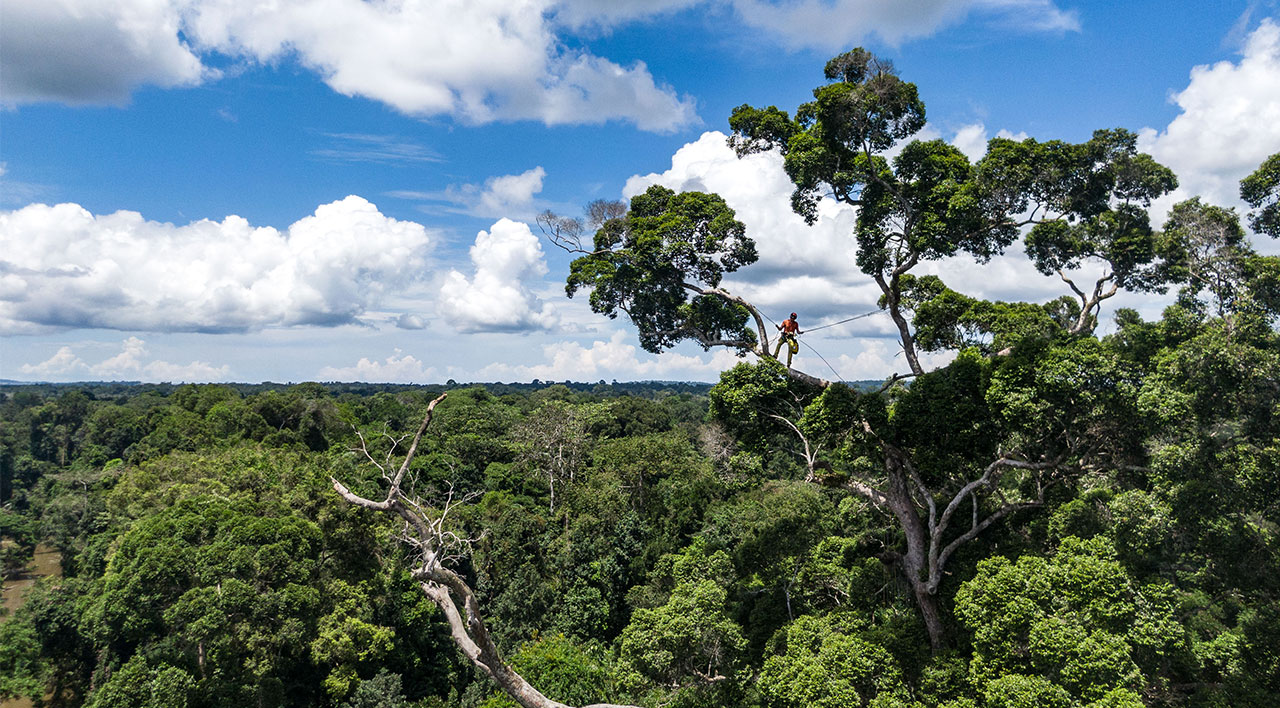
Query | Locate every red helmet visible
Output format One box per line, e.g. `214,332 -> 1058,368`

790,312 -> 798,319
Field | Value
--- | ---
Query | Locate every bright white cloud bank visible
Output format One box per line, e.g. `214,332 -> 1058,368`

1,0 -> 1079,126
1140,19 -> 1280,220
474,330 -> 744,382
0,196 -> 433,334
318,350 -> 438,384
0,0 -> 209,106
0,0 -> 696,131
440,219 -> 559,333
21,337 -> 232,382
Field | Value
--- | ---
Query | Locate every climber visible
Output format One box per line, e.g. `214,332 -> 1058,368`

772,312 -> 802,367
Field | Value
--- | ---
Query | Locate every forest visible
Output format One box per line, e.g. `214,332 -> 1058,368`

3,48 -> 1280,708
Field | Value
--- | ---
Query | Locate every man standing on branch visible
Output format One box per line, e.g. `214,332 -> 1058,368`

773,312 -> 802,366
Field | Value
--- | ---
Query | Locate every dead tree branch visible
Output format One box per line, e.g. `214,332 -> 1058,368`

332,393 -> 642,708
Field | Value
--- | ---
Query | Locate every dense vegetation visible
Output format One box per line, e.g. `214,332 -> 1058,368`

2,320 -> 1278,708
4,48 -> 1280,708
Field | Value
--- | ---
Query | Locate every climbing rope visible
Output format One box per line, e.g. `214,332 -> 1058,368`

799,338 -> 848,382
802,309 -> 882,333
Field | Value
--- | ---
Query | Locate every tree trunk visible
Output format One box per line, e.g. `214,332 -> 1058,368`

883,461 -> 946,653
876,273 -> 925,376
912,584 -> 946,654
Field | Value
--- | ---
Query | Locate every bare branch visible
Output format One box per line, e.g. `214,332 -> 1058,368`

332,394 -> 642,708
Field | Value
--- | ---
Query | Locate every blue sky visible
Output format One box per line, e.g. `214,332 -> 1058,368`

3,0 -> 1280,384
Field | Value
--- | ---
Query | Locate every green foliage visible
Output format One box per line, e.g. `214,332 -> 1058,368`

979,674 -> 1072,708
618,541 -> 747,696
566,185 -> 760,354
1240,151 -> 1280,238
85,653 -> 196,708
759,613 -> 912,708
707,359 -> 802,452
993,129 -> 1178,291
340,670 -> 411,708
479,634 -> 616,708
0,507 -> 38,575
956,536 -> 1189,704
0,610 -> 45,700
903,274 -> 1070,354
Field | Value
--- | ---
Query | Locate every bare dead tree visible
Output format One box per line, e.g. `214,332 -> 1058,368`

1059,269 -> 1117,335
332,393 -> 642,708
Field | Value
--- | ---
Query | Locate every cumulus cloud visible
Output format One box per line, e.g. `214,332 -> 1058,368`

552,0 -> 705,28
1139,19 -> 1280,221
826,339 -> 957,380
625,131 -> 860,287
393,167 -> 548,220
18,346 -> 83,378
19,337 -> 232,382
318,350 -> 437,383
439,218 -> 559,333
0,0 -> 209,106
944,123 -> 1031,162
2,0 -> 695,131
0,196 -> 434,334
474,330 -> 743,382
395,314 -> 427,330
2,0 -> 1084,123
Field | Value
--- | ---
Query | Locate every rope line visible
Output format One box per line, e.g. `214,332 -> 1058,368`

803,309 -> 882,333
799,338 -> 847,382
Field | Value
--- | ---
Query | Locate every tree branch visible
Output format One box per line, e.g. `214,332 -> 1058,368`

332,394 -> 643,708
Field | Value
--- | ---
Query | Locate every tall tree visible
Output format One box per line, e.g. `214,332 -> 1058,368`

729,50 -> 1178,370
564,186 -> 767,361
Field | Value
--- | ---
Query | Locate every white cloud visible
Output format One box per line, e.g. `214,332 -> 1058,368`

828,340 -> 957,380
1139,19 -> 1280,221
0,196 -> 434,334
1,0 -> 696,131
0,0 -> 209,106
318,350 -> 438,383
624,131 -> 860,285
474,330 -> 742,382
943,123 -> 1031,162
552,0 -> 705,29
393,167 -> 548,220
395,314 -> 427,330
439,218 -> 559,333
19,337 -> 232,382
2,0 -> 1084,125
730,0 -> 1078,49
18,346 -> 83,378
